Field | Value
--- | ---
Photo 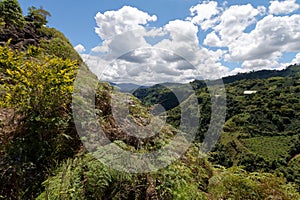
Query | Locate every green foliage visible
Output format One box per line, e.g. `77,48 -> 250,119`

285,156 -> 300,191
208,167 -> 300,200
133,83 -> 193,111
0,2 -> 299,198
0,45 -> 77,117
134,65 -> 300,193
155,146 -> 212,199
38,146 -> 299,200
209,75 -> 300,188
37,145 -> 212,200
37,153 -> 135,200
25,6 -> 51,28
36,25 -> 83,62
242,136 -> 296,162
39,35 -> 82,62
0,0 -> 25,28
0,44 -> 81,199
0,1 -> 82,63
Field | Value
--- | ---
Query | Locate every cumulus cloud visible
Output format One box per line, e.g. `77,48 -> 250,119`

269,0 -> 300,15
74,44 -> 86,53
291,52 -> 300,64
203,31 -> 222,47
228,13 -> 300,69
189,1 -> 220,30
88,6 -> 229,85
214,4 -> 263,45
93,6 -> 157,58
95,6 -> 157,40
99,48 -> 196,85
85,2 -> 300,84
155,20 -> 200,62
191,1 -> 300,70
228,14 -> 300,62
242,59 -> 279,70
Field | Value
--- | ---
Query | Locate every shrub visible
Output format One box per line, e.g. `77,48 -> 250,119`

0,44 -> 81,198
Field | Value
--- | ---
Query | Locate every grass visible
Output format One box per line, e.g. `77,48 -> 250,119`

242,135 -> 295,161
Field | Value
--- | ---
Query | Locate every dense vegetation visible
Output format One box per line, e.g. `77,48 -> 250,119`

135,65 -> 300,185
134,65 -> 300,194
0,0 -> 299,199
0,1 -> 82,198
211,75 -> 300,189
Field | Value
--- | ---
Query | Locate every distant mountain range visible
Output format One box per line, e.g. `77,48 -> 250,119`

111,64 -> 300,94
132,64 -> 300,111
109,82 -> 150,93
221,64 -> 300,84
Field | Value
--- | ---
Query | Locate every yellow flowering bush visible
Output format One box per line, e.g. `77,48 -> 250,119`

0,44 -> 78,121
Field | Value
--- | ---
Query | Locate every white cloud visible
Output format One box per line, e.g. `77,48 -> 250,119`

214,4 -> 262,45
99,48 -> 198,85
93,6 -> 157,58
196,1 -> 300,70
228,14 -> 300,63
269,0 -> 300,15
189,1 -> 220,30
226,67 -> 253,76
74,44 -> 86,53
155,20 -> 200,62
85,2 -> 300,83
291,52 -> 300,64
154,19 -> 228,79
203,31 -> 222,47
242,59 -> 279,70
80,53 -> 109,77
164,20 -> 199,44
88,14 -> 229,84
95,6 -> 157,40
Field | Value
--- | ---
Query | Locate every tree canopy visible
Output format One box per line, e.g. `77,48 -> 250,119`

25,6 -> 51,28
0,0 -> 25,28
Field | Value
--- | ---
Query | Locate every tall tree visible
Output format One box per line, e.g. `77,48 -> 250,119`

25,6 -> 51,28
0,0 -> 25,28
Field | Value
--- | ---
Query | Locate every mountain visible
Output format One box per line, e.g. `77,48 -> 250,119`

221,64 -> 300,84
134,64 -> 300,112
134,65 -> 300,192
110,82 -> 149,93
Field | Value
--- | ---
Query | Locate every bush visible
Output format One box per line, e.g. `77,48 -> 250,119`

0,44 -> 81,199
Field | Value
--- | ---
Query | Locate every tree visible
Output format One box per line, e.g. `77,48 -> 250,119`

0,0 -> 25,28
25,6 -> 51,28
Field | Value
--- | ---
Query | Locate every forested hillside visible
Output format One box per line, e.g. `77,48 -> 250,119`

134,65 -> 300,196
0,0 -> 299,199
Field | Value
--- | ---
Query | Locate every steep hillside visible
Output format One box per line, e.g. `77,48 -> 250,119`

0,1 -> 83,198
136,66 -> 300,191
210,75 -> 300,189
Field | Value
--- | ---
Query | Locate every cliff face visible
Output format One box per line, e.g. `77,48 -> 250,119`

0,22 -> 39,49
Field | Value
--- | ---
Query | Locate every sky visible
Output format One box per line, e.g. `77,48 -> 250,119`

19,0 -> 300,85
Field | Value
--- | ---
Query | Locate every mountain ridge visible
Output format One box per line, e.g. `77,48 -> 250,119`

133,64 -> 300,110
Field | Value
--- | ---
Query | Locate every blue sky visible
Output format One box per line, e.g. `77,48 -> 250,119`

19,0 -> 201,51
18,0 -> 274,51
19,0 -> 300,84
